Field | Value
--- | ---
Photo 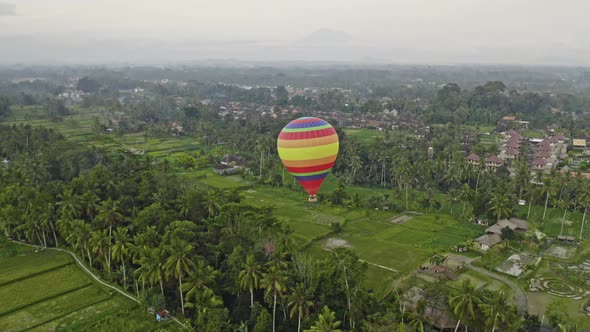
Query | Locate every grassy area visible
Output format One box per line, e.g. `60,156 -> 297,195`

0,238 -> 170,332
311,214 -> 483,276
447,269 -> 514,298
180,168 -> 251,190
343,128 -> 383,144
514,205 -> 588,240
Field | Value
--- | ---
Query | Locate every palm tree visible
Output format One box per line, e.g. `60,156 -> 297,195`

112,227 -> 131,286
261,265 -> 287,332
182,260 -> 219,301
239,254 -> 262,308
579,183 -> 590,239
134,247 -> 167,296
67,219 -> 92,264
513,159 -> 530,199
489,190 -> 513,221
479,292 -> 510,332
458,183 -> 474,216
186,287 -> 224,327
304,306 -> 342,332
449,279 -> 481,332
204,191 -> 220,218
41,203 -> 59,247
288,283 -> 314,332
524,183 -> 540,221
96,198 -> 123,271
56,188 -> 81,219
557,198 -> 569,236
408,299 -> 427,332
541,175 -> 554,222
80,190 -> 99,222
163,238 -> 195,316
89,229 -> 110,270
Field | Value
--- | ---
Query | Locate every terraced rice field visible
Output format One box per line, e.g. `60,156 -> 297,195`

0,241 -> 172,332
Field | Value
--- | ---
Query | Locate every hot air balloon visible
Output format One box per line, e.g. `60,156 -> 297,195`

277,117 -> 339,202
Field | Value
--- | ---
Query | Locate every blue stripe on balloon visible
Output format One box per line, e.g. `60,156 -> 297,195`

295,172 -> 329,181
286,120 -> 327,129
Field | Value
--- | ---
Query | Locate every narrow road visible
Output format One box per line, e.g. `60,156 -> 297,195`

466,262 -> 528,312
10,240 -> 189,330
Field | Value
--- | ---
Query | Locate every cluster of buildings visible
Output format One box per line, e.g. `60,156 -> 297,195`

466,127 -> 574,174
475,218 -> 529,250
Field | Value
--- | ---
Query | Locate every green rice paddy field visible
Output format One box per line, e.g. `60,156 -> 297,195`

0,238 -> 177,332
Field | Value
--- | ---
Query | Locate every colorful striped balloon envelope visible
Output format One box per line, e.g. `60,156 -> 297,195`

277,117 -> 339,199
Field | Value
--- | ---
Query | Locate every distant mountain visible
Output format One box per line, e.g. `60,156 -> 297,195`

294,29 -> 352,46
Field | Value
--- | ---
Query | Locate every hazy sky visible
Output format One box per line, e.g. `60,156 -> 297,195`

1,0 -> 590,65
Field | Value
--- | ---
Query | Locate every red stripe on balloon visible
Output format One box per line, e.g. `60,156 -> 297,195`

278,128 -> 336,140
296,178 -> 325,195
292,117 -> 320,124
286,162 -> 335,174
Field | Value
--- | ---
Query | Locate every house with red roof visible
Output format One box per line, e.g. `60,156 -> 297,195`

465,153 -> 481,166
485,155 -> 503,170
532,158 -> 547,170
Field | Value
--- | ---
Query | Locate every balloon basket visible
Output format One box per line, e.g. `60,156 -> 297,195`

308,195 -> 318,203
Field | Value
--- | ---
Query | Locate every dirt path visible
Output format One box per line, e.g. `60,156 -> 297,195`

322,247 -> 399,272
359,259 -> 399,272
466,260 -> 528,312
10,240 -> 189,330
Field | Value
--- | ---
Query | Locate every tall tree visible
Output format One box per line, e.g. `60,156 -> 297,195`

479,292 -> 510,332
164,238 -> 195,315
239,254 -> 262,308
304,306 -> 342,332
448,279 -> 481,332
261,265 -> 287,332
288,283 -> 314,332
96,198 -> 123,271
112,227 -> 131,286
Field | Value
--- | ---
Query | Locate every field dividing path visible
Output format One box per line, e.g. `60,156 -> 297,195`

323,248 -> 398,272
359,259 -> 398,272
10,240 -> 189,330
466,261 -> 527,312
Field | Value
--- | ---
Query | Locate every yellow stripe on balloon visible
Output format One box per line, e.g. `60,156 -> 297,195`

278,142 -> 339,161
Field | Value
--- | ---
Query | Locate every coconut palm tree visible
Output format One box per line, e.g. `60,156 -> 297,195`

513,159 -> 530,199
304,306 -> 342,332
186,287 -> 224,327
579,182 -> 590,239
489,190 -> 513,221
67,219 -> 92,264
479,292 -> 510,332
408,299 -> 427,332
96,198 -> 123,271
458,183 -> 474,216
80,190 -> 99,222
449,279 -> 481,332
541,175 -> 555,222
239,254 -> 262,308
524,183 -> 541,221
163,238 -> 195,315
288,283 -> 314,332
557,198 -> 569,236
133,247 -> 166,296
182,259 -> 219,301
56,188 -> 81,219
112,227 -> 131,286
261,265 -> 287,332
89,229 -> 110,270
